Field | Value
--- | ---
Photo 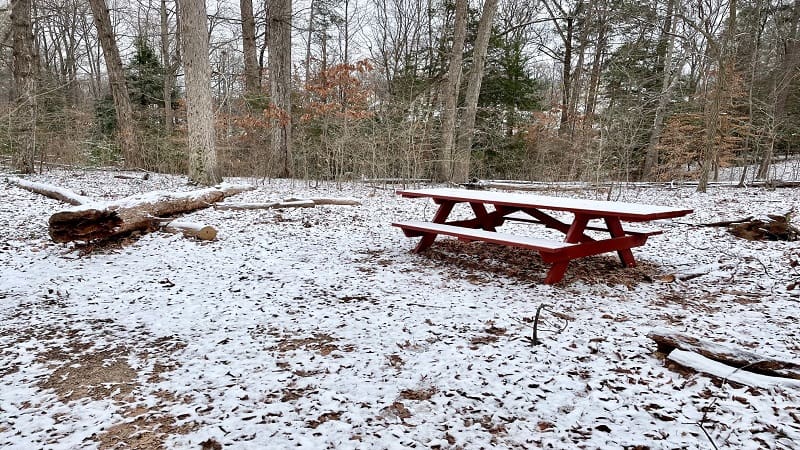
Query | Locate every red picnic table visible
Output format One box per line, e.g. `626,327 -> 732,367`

392,188 -> 693,284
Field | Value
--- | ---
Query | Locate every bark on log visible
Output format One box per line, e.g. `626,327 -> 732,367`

48,184 -> 252,243
8,177 -> 92,205
648,330 -> 800,380
163,220 -> 218,240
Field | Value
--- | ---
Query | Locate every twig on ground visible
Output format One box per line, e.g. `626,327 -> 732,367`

514,304 -> 570,346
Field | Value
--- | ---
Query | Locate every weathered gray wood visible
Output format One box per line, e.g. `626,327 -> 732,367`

649,330 -> 800,380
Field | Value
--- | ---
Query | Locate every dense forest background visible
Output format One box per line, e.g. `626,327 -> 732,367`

1,0 -> 798,190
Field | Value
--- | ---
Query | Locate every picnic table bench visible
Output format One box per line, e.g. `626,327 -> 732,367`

392,188 -> 693,284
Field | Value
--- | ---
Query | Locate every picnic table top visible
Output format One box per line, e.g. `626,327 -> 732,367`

396,188 -> 693,221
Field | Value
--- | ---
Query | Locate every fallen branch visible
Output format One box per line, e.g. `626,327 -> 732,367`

7,177 -> 92,206
478,181 -> 608,194
649,330 -> 800,380
668,350 -> 800,388
214,200 -> 316,211
361,178 -> 431,184
728,213 -> 799,241
700,216 -> 754,227
284,197 -> 361,206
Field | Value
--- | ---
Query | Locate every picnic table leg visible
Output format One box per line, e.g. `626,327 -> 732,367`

604,217 -> 636,267
544,214 -> 591,284
413,201 -> 456,253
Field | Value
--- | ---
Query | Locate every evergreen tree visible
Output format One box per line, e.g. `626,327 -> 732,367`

127,36 -> 167,107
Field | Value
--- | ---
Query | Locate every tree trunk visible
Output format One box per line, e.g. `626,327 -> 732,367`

88,0 -> 139,166
437,0 -> 468,182
757,1 -> 800,179
179,0 -> 221,185
304,0 -> 316,83
10,0 -> 38,174
453,0 -> 499,183
584,1 -> 608,126
567,0 -> 590,137
241,0 -> 260,94
48,185 -> 252,243
269,0 -> 294,177
698,0 -> 737,193
642,0 -> 677,180
160,0 -> 175,134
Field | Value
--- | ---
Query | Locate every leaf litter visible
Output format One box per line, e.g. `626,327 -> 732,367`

1,167 -> 800,449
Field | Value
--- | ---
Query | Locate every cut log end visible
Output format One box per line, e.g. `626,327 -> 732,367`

163,221 -> 218,240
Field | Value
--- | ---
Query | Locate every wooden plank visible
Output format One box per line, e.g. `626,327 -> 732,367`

392,221 -> 575,253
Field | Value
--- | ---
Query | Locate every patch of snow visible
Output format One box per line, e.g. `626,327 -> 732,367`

1,167 -> 799,449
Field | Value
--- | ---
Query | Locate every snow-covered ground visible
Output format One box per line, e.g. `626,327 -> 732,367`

1,167 -> 799,449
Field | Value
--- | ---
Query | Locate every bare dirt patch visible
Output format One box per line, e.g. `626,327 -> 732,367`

96,411 -> 196,450
40,348 -> 137,402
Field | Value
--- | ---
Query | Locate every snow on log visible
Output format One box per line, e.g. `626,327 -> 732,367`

7,177 -> 92,206
283,197 -> 361,206
216,183 -> 256,197
648,330 -> 800,380
214,200 -> 316,210
48,184 -> 252,243
163,221 -> 218,240
667,350 -> 800,389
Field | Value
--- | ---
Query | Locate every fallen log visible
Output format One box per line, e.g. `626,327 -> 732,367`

700,216 -> 754,227
214,200 -> 316,211
648,330 -> 800,380
283,197 -> 361,206
162,220 -> 218,240
668,349 -> 800,388
7,177 -> 92,206
48,183 -> 252,243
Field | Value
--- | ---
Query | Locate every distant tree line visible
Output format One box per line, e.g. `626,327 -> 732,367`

1,0 -> 798,190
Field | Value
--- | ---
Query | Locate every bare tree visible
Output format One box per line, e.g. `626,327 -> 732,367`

269,0 -> 293,177
10,0 -> 38,173
179,0 -> 220,184
88,0 -> 139,165
453,0 -> 499,182
642,0 -> 679,179
241,0 -> 260,94
160,0 -> 180,134
542,0 -> 577,136
757,0 -> 800,179
437,0 -> 467,182
697,0 -> 737,192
